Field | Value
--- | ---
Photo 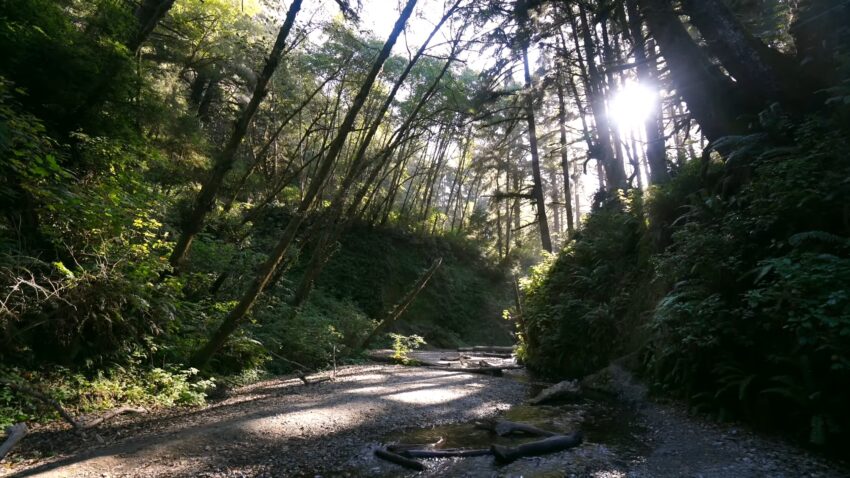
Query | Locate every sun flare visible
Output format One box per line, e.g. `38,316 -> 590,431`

609,82 -> 657,132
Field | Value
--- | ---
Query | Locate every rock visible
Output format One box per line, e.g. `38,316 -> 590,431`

528,380 -> 581,405
580,364 -> 647,403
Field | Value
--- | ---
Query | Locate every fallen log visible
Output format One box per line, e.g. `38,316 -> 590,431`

401,448 -> 491,458
439,355 -> 471,361
297,374 -> 332,386
81,406 -> 148,429
476,419 -> 557,437
268,350 -> 334,386
491,432 -> 584,464
0,423 -> 28,461
458,346 -> 514,354
432,365 -> 523,377
527,380 -> 581,405
375,448 -> 426,471
432,366 -> 502,377
473,351 -> 514,358
387,437 -> 444,453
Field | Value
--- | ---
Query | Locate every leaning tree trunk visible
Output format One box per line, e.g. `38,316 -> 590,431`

129,0 -> 178,53
290,4 -> 462,306
190,0 -> 420,369
678,0 -> 803,110
62,0 -> 181,132
639,0 -> 744,142
169,0 -> 303,271
360,258 -> 443,349
791,0 -> 850,88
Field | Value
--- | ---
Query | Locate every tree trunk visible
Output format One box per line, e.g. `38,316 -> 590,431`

679,0 -> 804,108
522,46 -> 553,253
555,66 -> 575,237
287,10 -> 460,307
190,0 -> 420,369
576,4 -> 626,190
625,0 -> 669,184
129,0 -> 178,53
639,0 -> 743,142
169,0 -> 303,271
791,0 -> 850,88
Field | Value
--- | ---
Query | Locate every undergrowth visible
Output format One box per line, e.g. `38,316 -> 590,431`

517,108 -> 850,449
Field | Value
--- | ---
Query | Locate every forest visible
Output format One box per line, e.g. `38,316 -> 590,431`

1,0 -> 849,474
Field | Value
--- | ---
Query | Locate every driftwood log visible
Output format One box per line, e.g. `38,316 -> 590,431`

0,423 -> 28,461
268,350 -> 333,386
439,355 -> 471,361
297,374 -> 332,386
374,448 -> 426,471
402,448 -> 491,458
476,419 -> 557,437
491,432 -> 584,464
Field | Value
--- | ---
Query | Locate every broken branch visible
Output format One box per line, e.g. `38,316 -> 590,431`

0,423 -> 28,461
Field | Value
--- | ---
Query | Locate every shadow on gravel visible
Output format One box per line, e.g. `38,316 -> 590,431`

5,365 -> 524,477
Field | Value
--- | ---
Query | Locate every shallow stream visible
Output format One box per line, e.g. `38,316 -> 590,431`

342,372 -> 650,477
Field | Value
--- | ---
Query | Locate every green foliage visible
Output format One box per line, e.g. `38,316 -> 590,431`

303,223 -> 514,347
0,366 -> 214,429
389,333 -> 427,364
517,191 -> 649,377
253,290 -> 376,374
519,112 -> 850,448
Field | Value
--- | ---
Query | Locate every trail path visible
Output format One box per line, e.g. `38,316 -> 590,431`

1,352 -> 845,477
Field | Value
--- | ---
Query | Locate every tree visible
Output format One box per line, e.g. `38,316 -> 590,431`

168,0 -> 303,271
639,0 -> 743,142
190,0 -> 420,368
516,0 -> 553,252
678,0 -> 805,110
129,0 -> 179,53
624,0 -> 668,184
576,3 -> 626,190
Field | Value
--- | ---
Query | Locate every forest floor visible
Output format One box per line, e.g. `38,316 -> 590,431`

0,351 -> 846,477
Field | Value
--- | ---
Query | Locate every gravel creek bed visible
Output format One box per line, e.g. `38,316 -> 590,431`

1,356 -> 847,477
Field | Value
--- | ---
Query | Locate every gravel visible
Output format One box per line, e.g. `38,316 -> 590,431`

1,358 -> 847,477
0,363 -> 526,477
